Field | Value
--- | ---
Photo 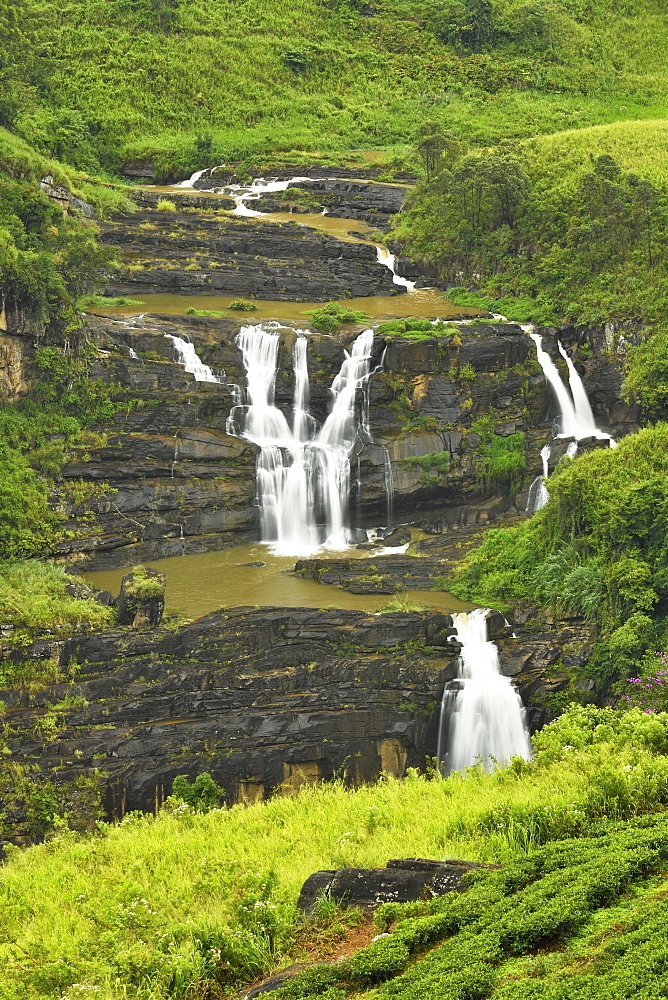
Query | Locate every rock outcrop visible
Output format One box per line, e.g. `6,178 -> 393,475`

297,857 -> 500,914
2,607 -> 462,817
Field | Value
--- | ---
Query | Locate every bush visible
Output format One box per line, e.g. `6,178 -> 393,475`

229,298 -> 259,311
308,302 -> 368,331
155,198 -> 177,211
170,773 -> 225,812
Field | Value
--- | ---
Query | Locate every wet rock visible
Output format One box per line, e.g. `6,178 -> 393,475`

0,606 -> 462,817
380,527 -> 411,547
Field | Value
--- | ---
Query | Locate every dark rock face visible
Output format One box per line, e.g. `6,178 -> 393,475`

2,607 -> 462,817
297,857 -> 500,914
100,209 -> 401,302
294,556 -> 448,594
252,177 -> 407,227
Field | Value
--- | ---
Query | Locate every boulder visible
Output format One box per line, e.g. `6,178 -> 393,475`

297,857 -> 500,915
115,568 -> 166,627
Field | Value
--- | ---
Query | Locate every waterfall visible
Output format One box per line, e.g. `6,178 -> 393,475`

530,333 -> 580,438
228,324 -> 377,555
525,443 -> 550,514
437,609 -> 532,773
173,167 -> 210,189
230,176 -> 312,216
375,245 -> 417,290
164,334 -> 220,383
557,342 -> 613,442
526,333 -> 615,514
530,333 -> 613,443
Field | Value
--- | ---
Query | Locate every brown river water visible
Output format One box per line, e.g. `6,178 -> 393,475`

84,543 -> 472,620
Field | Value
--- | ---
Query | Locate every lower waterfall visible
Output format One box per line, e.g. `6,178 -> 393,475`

437,608 -> 532,773
227,324 -> 377,555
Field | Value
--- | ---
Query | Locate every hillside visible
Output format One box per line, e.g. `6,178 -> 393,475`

2,706 -> 668,999
4,0 -> 668,177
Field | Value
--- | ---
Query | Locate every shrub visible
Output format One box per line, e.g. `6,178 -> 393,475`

229,298 -> 259,311
156,198 -> 177,211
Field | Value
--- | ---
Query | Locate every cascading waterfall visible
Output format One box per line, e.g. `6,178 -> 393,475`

375,245 -> 417,289
230,177 -> 312,216
526,332 -> 615,512
437,608 -> 532,773
164,334 -> 220,383
526,443 -> 550,514
227,324 -> 376,555
173,167 -> 210,189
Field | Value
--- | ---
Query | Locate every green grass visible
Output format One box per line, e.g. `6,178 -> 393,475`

0,560 -> 114,636
1,706 -> 668,999
3,0 -> 668,178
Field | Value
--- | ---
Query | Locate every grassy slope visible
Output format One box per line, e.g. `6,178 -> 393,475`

524,118 -> 668,192
13,0 -> 668,175
1,707 -> 668,999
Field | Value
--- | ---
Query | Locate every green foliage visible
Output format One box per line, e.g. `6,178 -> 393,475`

450,424 -> 668,685
396,140 -> 668,327
0,560 -> 113,633
2,706 -> 668,999
170,773 -> 226,812
229,297 -> 259,311
0,763 -> 104,842
123,565 -> 164,599
472,417 -> 526,491
308,302 -> 368,331
623,328 -> 668,421
184,306 -> 226,316
155,198 -> 177,211
79,295 -> 145,309
33,346 -> 122,425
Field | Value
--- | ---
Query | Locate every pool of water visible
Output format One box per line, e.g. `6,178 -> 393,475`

94,287 -> 474,323
83,542 -> 472,620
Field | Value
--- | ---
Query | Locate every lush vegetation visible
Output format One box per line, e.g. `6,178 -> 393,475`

1,706 -> 668,999
0,560 -> 113,635
448,424 -> 668,688
1,0 -> 668,179
396,138 -> 668,327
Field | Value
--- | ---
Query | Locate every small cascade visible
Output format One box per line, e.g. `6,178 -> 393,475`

525,443 -> 550,514
229,176 -> 312,216
526,333 -> 615,513
173,167 -> 210,189
437,609 -> 532,773
375,245 -> 417,290
164,334 -> 220,383
530,333 -> 580,438
383,449 -> 395,528
228,324 -> 378,555
128,347 -> 140,360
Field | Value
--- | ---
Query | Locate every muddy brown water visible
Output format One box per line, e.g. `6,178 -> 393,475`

98,287 -> 473,323
84,543 -> 472,620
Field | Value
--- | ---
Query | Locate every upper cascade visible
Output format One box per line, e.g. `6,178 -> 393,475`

437,608 -> 532,773
227,324 -> 377,556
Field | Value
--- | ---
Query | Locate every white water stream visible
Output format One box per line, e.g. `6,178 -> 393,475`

227,324 -> 379,555
437,609 -> 532,773
526,332 -> 614,513
164,334 -> 220,383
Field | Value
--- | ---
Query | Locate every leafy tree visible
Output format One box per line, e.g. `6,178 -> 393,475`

171,773 -> 225,811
